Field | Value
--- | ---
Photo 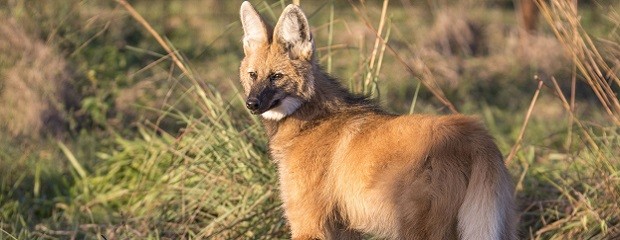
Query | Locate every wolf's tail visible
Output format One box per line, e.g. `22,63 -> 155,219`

457,143 -> 516,240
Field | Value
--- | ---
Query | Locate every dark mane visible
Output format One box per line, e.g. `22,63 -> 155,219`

261,67 -> 388,137
310,68 -> 386,115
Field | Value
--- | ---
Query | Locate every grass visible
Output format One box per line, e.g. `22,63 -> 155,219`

1,0 -> 619,239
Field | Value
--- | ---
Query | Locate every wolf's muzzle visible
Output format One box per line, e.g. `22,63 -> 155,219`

246,97 -> 282,115
246,97 -> 261,112
245,85 -> 282,114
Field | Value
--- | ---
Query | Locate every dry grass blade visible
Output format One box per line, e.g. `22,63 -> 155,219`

549,76 -> 600,153
327,1 -> 334,73
347,0 -> 458,113
506,79 -> 543,165
115,0 -> 214,112
535,0 -> 620,125
363,0 -> 389,94
0,228 -> 18,240
115,0 -> 191,80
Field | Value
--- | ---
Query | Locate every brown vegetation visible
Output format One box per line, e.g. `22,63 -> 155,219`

0,17 -> 75,137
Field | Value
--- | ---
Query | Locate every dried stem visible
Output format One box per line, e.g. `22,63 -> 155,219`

506,79 -> 543,165
115,0 -> 192,80
347,0 -> 459,113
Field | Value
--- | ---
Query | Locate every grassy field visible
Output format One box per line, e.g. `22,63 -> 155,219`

0,0 -> 619,239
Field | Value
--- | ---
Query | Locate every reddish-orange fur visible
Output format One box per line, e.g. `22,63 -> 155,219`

239,2 -> 516,239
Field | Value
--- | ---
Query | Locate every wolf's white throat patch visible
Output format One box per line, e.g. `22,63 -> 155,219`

261,97 -> 302,121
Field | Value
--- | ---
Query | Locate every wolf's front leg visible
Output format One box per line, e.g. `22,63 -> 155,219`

279,168 -> 332,239
285,202 -> 362,240
282,196 -> 329,240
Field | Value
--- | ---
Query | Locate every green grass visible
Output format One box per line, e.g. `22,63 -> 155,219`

1,0 -> 620,239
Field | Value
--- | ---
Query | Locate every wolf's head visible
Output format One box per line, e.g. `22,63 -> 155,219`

239,1 -> 315,121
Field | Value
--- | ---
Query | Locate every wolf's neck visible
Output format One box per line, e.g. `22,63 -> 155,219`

262,69 -> 381,137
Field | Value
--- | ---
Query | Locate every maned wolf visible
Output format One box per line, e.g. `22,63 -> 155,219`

238,2 -> 516,239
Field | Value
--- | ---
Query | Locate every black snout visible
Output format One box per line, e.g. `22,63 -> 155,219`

246,97 -> 260,111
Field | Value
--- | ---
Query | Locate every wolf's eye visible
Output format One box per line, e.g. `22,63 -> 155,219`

270,73 -> 283,81
249,72 -> 258,80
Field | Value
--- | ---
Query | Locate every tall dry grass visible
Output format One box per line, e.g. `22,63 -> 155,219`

537,0 -> 620,124
515,0 -> 620,238
0,17 -> 75,137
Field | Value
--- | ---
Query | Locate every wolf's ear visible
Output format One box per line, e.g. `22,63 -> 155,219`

273,4 -> 314,61
240,1 -> 268,55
